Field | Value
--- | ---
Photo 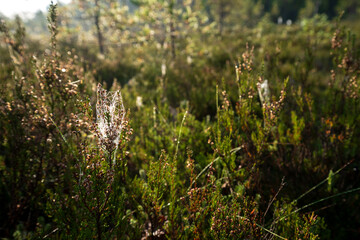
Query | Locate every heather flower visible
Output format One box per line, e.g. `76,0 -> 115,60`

96,83 -> 126,155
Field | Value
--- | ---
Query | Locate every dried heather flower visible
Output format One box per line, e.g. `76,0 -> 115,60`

96,83 -> 126,155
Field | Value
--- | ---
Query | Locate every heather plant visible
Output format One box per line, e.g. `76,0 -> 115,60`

0,2 -> 91,237
120,24 -> 358,238
269,201 -> 326,240
45,80 -> 133,239
210,194 -> 262,239
96,83 -> 128,166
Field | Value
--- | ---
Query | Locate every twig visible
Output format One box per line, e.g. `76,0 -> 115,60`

43,227 -> 59,239
263,177 -> 286,222
237,215 -> 287,240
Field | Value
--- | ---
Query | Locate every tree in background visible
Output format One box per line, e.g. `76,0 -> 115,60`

76,0 -> 106,54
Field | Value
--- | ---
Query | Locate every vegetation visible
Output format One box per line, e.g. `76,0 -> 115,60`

0,0 -> 360,239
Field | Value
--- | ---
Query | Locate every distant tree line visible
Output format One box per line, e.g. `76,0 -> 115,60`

260,0 -> 359,20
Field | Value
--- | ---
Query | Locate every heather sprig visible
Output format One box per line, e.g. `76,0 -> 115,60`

95,83 -> 128,166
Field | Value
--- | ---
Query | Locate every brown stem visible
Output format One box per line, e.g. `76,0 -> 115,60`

94,0 -> 104,54
96,196 -> 102,240
170,20 -> 176,59
96,213 -> 102,240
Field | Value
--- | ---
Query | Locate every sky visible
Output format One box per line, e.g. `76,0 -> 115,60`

0,0 -> 72,18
